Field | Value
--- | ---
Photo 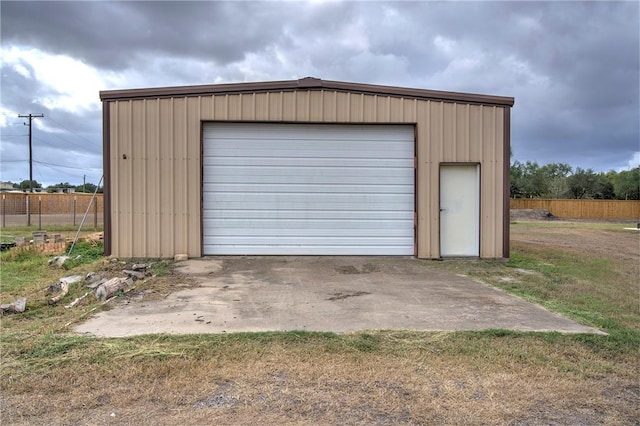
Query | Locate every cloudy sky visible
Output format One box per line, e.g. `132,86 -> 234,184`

1,1 -> 638,187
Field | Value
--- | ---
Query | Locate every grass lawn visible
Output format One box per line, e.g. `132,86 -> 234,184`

0,221 -> 638,424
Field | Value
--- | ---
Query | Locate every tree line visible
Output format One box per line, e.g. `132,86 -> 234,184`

8,180 -> 103,194
510,162 -> 640,200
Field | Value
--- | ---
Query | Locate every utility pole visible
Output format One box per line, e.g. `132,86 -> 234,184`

18,114 -> 44,193
18,113 -> 43,226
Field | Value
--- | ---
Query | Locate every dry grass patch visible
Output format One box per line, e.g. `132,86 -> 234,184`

2,332 -> 638,425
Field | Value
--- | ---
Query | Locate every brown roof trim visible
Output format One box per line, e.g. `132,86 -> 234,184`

100,77 -> 515,107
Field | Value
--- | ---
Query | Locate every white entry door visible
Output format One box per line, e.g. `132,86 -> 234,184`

440,165 -> 480,257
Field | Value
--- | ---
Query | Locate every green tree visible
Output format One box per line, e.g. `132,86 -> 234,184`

74,182 -> 103,193
511,161 -> 574,198
539,163 -> 572,198
15,180 -> 42,191
510,161 -> 550,198
612,167 -> 640,200
566,168 -> 614,199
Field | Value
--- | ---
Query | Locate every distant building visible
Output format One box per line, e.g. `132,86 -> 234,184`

0,182 -> 14,191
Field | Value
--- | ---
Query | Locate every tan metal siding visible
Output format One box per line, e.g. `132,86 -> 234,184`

108,89 -> 507,258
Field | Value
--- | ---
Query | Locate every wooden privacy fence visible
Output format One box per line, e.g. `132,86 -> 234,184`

1,192 -> 104,227
510,199 -> 640,220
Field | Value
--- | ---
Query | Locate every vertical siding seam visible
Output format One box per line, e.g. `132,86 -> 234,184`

183,97 -> 189,254
195,97 -> 202,256
214,95 -> 218,119
413,99 -> 417,123
440,102 -> 444,164
169,97 -> 175,257
142,99 -> 147,256
128,100 -> 134,256
466,104 -> 470,160
156,99 -> 162,257
112,102 -> 119,256
374,94 -> 378,121
452,104 -> 457,160
492,106 -> 498,254
479,105 -> 485,257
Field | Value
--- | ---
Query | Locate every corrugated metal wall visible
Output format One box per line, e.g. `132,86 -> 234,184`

108,90 -> 505,258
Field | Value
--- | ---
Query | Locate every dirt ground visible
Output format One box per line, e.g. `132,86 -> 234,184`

510,220 -> 640,263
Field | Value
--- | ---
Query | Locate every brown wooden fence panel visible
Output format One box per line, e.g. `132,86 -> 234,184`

1,193 -> 104,215
1,193 -> 104,227
510,199 -> 640,220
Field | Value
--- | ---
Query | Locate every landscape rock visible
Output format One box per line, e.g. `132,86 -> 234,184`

59,275 -> 83,285
0,297 -> 26,315
86,278 -> 107,290
95,277 -> 134,301
85,272 -> 102,283
48,255 -> 71,267
131,263 -> 150,271
123,269 -> 147,280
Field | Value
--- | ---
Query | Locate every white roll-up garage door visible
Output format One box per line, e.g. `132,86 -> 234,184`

203,123 -> 415,255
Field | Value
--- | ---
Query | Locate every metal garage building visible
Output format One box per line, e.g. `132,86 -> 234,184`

100,77 -> 514,259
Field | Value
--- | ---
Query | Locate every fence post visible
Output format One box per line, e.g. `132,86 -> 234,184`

2,194 -> 5,228
38,196 -> 42,230
94,197 -> 98,229
73,196 -> 77,226
26,195 -> 31,227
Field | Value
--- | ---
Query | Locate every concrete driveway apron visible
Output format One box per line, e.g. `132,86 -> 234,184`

74,256 -> 603,337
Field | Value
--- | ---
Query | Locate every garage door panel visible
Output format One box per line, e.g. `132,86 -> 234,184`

205,174 -> 410,185
203,124 -> 414,140
205,183 -> 413,194
204,193 -> 413,209
204,246 -> 413,256
203,123 -> 414,255
205,156 -> 412,168
204,144 -> 414,159
203,219 -> 413,230
203,210 -> 414,220
205,166 -> 413,179
205,227 -> 415,237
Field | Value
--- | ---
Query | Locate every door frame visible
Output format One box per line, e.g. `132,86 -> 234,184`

438,163 -> 481,258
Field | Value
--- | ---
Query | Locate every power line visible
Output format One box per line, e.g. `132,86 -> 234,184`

45,116 -> 96,146
32,134 -> 97,157
33,159 -> 102,172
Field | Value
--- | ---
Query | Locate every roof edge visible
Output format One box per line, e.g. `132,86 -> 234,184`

100,77 -> 515,107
